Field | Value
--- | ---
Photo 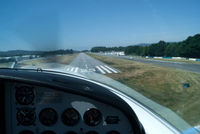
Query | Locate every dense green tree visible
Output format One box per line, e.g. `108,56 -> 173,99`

91,34 -> 200,58
148,41 -> 167,56
91,46 -> 125,52
164,43 -> 179,57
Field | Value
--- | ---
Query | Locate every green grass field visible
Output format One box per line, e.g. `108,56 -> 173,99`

17,54 -> 77,67
89,53 -> 200,126
0,62 -> 14,68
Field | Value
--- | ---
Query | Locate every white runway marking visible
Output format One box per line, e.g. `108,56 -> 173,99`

104,65 -> 118,73
96,66 -> 106,74
85,64 -> 88,69
10,62 -> 16,68
95,65 -> 119,74
100,65 -> 112,73
66,67 -> 70,71
70,67 -> 74,72
74,67 -> 78,73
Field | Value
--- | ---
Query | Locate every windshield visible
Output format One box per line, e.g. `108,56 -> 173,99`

1,0 -> 200,133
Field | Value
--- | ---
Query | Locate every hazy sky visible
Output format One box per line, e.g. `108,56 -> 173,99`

0,0 -> 200,51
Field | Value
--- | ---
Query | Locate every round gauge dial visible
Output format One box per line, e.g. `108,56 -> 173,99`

86,131 -> 99,134
41,131 -> 56,134
16,107 -> 36,126
107,131 -> 120,134
39,108 -> 58,126
19,130 -> 34,134
62,108 -> 80,126
83,108 -> 102,126
15,86 -> 34,105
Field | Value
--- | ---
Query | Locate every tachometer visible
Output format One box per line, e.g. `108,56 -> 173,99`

62,108 -> 80,126
83,108 -> 102,126
39,108 -> 58,126
15,86 -> 34,105
16,107 -> 36,126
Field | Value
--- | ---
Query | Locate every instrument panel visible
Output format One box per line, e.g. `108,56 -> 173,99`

5,82 -> 133,134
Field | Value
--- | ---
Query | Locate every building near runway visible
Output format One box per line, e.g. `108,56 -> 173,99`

104,51 -> 125,56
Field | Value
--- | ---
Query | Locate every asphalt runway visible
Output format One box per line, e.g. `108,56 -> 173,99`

17,53 -> 120,75
67,53 -> 120,74
99,54 -> 200,74
18,52 -> 200,74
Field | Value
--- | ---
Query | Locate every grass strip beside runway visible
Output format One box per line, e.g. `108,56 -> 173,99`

0,62 -> 14,68
89,53 -> 200,126
17,54 -> 78,67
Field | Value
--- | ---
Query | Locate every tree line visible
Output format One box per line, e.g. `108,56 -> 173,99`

40,49 -> 74,57
91,46 -> 126,52
91,34 -> 200,58
0,49 -> 74,57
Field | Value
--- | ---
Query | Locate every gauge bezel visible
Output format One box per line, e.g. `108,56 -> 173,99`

39,108 -> 58,126
61,108 -> 80,126
16,107 -> 36,126
15,86 -> 35,105
83,108 -> 102,126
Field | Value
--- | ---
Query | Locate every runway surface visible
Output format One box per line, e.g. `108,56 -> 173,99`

98,54 -> 200,74
67,53 -> 120,74
17,53 -> 120,75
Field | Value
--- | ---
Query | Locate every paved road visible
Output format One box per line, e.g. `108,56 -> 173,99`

67,53 -> 120,74
98,54 -> 200,74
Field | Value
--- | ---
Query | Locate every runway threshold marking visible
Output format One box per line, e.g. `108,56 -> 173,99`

96,66 -> 106,74
100,65 -> 112,73
85,64 -> 88,69
74,67 -> 78,73
66,65 -> 119,74
104,65 -> 118,73
70,67 -> 74,72
66,67 -> 70,71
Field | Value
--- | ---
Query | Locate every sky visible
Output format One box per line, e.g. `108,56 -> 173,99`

0,0 -> 200,51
